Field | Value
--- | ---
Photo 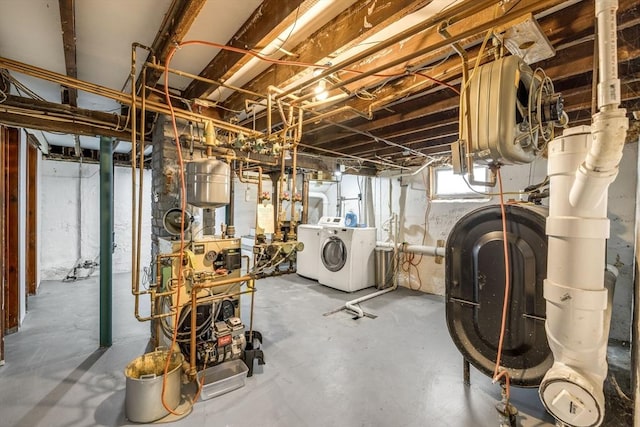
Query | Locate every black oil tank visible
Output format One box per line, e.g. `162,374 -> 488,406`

445,204 -> 551,387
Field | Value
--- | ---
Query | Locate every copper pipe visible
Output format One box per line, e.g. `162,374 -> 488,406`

191,274 -> 253,291
130,44 -> 138,298
266,93 -> 272,137
302,173 -> 309,224
189,291 -> 197,374
0,56 -> 263,137
144,61 -> 263,99
135,67 -> 146,289
276,148 -> 287,240
237,163 -> 263,207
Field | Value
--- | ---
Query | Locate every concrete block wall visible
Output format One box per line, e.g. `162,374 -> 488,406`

150,116 -> 227,257
150,115 -> 179,261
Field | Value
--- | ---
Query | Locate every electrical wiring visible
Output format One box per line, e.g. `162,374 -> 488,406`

461,171 -> 549,197
414,71 -> 460,95
492,168 -> 512,401
1,69 -> 46,101
173,40 -> 456,97
259,5 -> 301,58
400,171 -> 431,291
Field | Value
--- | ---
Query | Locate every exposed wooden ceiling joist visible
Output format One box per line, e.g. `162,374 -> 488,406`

222,0 -> 432,113
58,0 -> 78,108
182,0 -> 308,100
138,0 -> 207,92
0,95 -> 131,140
296,0 -> 640,160
240,0 -> 575,135
307,25 -> 640,152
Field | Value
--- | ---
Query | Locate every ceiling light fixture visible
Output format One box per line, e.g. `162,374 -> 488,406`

314,79 -> 328,101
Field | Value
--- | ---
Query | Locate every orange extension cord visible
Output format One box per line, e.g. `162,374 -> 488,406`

492,168 -> 511,400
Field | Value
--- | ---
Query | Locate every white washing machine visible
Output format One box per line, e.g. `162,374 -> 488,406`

318,216 -> 345,227
296,224 -> 322,280
317,226 -> 376,292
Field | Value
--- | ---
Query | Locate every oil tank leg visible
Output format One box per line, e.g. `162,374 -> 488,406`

463,358 -> 470,386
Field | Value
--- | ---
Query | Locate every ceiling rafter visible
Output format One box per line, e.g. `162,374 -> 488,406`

182,0 -> 308,100
222,0 -> 432,113
238,0 -> 574,134
137,0 -> 207,93
296,0 -> 639,158
58,0 -> 78,108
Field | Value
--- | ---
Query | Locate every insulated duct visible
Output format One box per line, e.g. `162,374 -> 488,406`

539,1 -> 629,425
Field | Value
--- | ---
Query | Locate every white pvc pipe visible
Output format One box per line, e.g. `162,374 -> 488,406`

376,241 -> 446,258
569,0 -> 628,211
540,2 -> 628,425
308,191 -> 329,220
595,0 -> 621,110
345,284 -> 397,319
540,127 -> 611,427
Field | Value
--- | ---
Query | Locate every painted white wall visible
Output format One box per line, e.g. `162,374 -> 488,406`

39,160 -> 152,280
331,146 -> 637,342
607,142 -> 637,341
374,160 -> 549,296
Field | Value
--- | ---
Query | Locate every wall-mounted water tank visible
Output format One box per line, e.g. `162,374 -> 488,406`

445,204 -> 551,387
186,159 -> 230,208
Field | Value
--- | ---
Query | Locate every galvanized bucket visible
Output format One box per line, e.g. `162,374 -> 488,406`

124,349 -> 184,423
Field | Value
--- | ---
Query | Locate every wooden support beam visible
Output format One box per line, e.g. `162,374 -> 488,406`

26,142 -> 37,296
3,127 -> 19,333
58,0 -> 78,107
0,126 -> 4,363
182,0 -> 307,100
222,0 -> 431,112
139,0 -> 207,92
0,95 -> 132,140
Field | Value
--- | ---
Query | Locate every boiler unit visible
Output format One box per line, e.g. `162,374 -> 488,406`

156,236 -> 248,369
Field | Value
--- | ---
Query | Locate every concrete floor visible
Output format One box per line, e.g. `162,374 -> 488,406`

0,273 -> 631,426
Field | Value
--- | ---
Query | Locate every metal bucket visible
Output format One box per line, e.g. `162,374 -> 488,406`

124,349 -> 184,423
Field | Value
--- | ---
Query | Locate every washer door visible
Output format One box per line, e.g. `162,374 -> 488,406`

321,236 -> 347,272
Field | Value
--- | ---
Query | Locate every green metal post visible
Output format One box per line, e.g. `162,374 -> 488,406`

99,136 -> 113,347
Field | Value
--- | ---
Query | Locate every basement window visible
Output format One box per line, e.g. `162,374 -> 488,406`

429,166 -> 490,201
